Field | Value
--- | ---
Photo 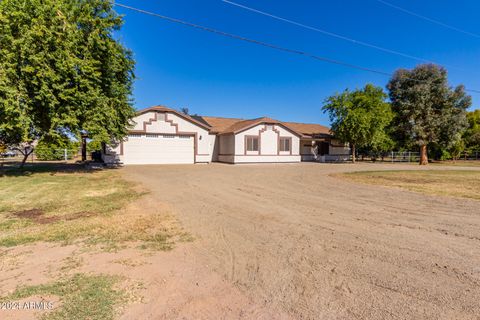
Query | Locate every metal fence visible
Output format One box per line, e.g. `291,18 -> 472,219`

388,151 -> 420,163
0,149 -> 83,164
357,151 -> 420,163
358,150 -> 480,162
461,150 -> 479,160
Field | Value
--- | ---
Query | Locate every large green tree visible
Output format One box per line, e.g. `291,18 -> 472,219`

322,84 -> 393,163
0,0 -> 135,167
464,110 -> 480,152
387,64 -> 471,165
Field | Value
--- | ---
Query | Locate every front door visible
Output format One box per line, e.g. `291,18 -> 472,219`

319,142 -> 329,156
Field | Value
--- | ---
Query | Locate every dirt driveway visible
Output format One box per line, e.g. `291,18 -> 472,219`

123,163 -> 480,320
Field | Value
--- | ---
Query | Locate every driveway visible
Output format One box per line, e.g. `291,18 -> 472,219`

123,163 -> 480,320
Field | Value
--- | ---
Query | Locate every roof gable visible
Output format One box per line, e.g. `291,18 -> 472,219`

220,117 -> 303,137
136,106 -> 211,130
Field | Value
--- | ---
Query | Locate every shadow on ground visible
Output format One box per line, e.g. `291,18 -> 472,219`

0,162 -> 118,177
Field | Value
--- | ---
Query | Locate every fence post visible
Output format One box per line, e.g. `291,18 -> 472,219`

64,148 -> 68,162
408,151 -> 411,163
391,151 -> 394,163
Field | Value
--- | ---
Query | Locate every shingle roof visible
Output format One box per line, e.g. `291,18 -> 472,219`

199,116 -> 331,137
192,116 -> 244,133
282,122 -> 331,136
137,106 -> 332,137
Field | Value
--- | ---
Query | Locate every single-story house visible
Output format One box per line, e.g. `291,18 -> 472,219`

102,106 -> 350,165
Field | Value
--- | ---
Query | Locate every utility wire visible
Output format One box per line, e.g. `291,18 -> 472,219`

375,0 -> 480,39
114,3 -> 390,76
222,0 -> 446,66
114,3 -> 480,94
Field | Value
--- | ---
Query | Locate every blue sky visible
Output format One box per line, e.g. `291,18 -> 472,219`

114,0 -> 480,126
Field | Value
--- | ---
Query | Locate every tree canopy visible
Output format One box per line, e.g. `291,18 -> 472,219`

0,0 -> 135,165
387,64 -> 471,164
322,84 -> 393,163
464,110 -> 480,152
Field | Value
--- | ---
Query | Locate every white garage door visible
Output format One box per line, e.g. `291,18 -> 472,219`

123,134 -> 194,165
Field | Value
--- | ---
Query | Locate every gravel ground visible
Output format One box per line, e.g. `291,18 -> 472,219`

123,162 -> 480,320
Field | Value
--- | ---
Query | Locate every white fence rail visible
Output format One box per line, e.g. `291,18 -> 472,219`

357,151 -> 419,162
389,151 -> 420,163
358,150 -> 480,162
320,154 -> 352,163
1,149 -> 81,163
462,151 -> 479,160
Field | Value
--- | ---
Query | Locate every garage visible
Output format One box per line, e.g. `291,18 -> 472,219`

121,133 -> 195,165
102,106 -> 213,165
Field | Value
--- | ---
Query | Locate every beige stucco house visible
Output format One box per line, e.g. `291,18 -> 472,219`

102,106 -> 350,165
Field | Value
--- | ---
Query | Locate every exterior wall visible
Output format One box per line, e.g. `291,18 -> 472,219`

329,139 -> 350,155
299,138 -> 350,162
233,155 -> 300,163
208,134 -> 219,162
218,134 -> 235,156
220,124 -> 300,163
218,155 -> 235,163
300,140 -> 317,161
218,134 -> 234,163
166,113 -> 210,161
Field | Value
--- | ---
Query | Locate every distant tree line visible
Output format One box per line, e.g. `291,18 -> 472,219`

323,64 -> 476,165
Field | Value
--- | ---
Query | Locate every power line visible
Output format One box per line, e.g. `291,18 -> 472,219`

375,0 -> 480,39
222,0 -> 449,67
114,3 -> 390,76
113,3 -> 480,94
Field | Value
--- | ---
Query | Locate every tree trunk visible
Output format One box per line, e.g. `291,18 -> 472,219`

419,145 -> 428,165
19,151 -> 30,169
351,144 -> 356,163
20,154 -> 28,169
81,135 -> 87,162
15,146 -> 34,169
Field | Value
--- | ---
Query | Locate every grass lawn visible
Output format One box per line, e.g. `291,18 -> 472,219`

0,164 -> 190,319
0,165 -> 186,249
342,170 -> 480,200
0,274 -> 124,320
431,160 -> 480,167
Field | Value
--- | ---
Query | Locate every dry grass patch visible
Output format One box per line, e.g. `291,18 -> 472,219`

431,160 -> 480,167
0,166 -> 188,249
0,273 -> 125,320
341,170 -> 480,200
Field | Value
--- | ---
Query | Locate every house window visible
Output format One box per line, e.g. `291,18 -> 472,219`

146,134 -> 159,138
179,135 -> 191,139
162,134 -> 175,138
128,134 -> 142,138
246,136 -> 259,151
280,137 -> 291,152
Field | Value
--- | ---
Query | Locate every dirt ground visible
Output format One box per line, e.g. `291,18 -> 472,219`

1,163 -> 480,319
122,163 -> 480,320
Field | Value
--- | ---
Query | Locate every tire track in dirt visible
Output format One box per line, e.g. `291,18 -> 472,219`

124,163 -> 480,320
220,225 -> 236,282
